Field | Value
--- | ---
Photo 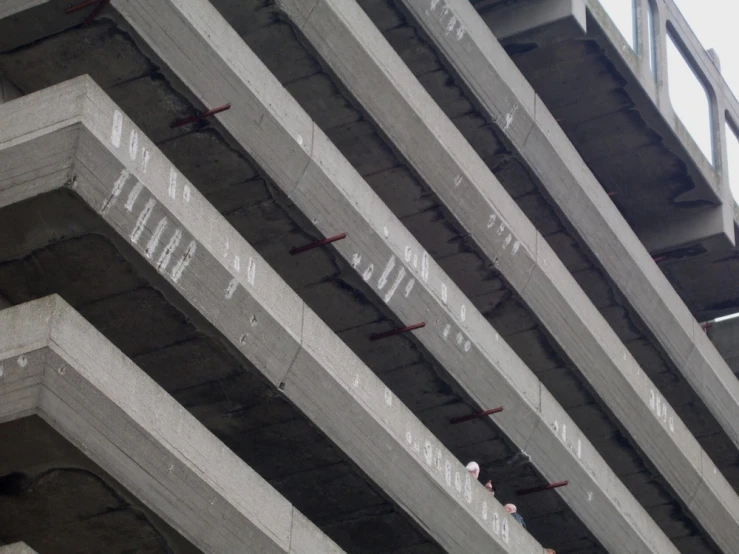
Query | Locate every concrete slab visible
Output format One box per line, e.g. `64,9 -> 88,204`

0,296 -> 343,554
264,0 -> 739,550
0,77 -> 542,554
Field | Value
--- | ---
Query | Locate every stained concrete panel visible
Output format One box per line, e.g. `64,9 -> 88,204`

0,296 -> 343,554
268,0 -> 739,550
0,77 -> 541,554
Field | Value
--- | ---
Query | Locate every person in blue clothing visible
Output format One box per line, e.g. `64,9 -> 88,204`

504,503 -> 526,529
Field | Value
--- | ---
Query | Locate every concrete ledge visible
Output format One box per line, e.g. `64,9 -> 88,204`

0,296 -> 344,554
264,0 -> 739,549
482,0 -> 587,44
395,0 -> 739,504
0,544 -> 38,554
0,77 -> 542,554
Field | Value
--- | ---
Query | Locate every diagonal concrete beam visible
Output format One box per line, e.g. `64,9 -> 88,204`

264,0 -> 739,550
0,296 -> 344,554
31,1 -> 677,551
0,77 -> 543,554
395,0 -> 739,477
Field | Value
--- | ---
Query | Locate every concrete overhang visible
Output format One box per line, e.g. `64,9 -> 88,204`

225,0 -> 739,551
481,0 -> 732,254
0,2 -> 659,551
319,1 -> 739,546
0,296 -> 344,554
0,76 -> 545,554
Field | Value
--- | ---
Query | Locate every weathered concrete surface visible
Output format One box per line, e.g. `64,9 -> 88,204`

0,544 -> 37,554
259,0 -> 739,551
391,0 -> 739,511
0,77 -> 544,554
0,295 -> 345,554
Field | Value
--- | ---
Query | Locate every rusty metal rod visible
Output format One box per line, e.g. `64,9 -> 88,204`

517,480 -> 568,496
450,406 -> 504,425
64,0 -> 101,14
170,104 -> 231,128
370,322 -> 426,342
289,233 -> 347,255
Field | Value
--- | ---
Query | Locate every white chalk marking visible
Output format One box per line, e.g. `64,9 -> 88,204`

435,449 -> 442,471
655,396 -> 661,416
553,420 -> 559,433
233,255 -> 240,273
223,239 -> 229,259
503,234 -> 512,249
498,223 -> 505,235
464,340 -> 471,352
384,387 -> 393,406
183,185 -> 191,203
445,461 -> 452,486
157,228 -> 182,272
172,240 -> 196,283
577,439 -> 582,459
145,217 -> 168,259
17,355 -> 27,368
125,181 -> 144,212
405,431 -> 412,445
456,332 -> 464,346
445,15 -> 457,35
424,441 -> 433,465
168,168 -> 177,199
413,441 -> 420,453
404,278 -> 416,298
412,253 -> 418,269
503,104 -> 519,131
454,174 -> 463,187
661,402 -> 667,422
512,241 -> 520,255
378,256 -> 397,290
562,424 -> 567,442
405,246 -> 412,262
455,472 -> 462,492
111,110 -> 123,148
383,226 -> 389,238
649,389 -> 656,410
456,25 -> 465,41
441,283 -> 448,303
421,252 -> 429,282
587,492 -> 594,502
128,130 -> 139,160
363,264 -> 374,282
225,278 -> 238,299
142,149 -> 151,173
502,520 -> 509,543
487,214 -> 497,228
384,267 -> 406,303
352,375 -> 360,388
297,134 -> 303,146
247,257 -> 256,286
430,0 -> 440,10
351,253 -> 362,268
464,473 -> 472,503
460,304 -> 466,321
131,198 -> 156,244
669,416 -> 675,432
443,324 -> 451,339
102,169 -> 130,214
482,502 -> 488,521
493,513 -> 500,535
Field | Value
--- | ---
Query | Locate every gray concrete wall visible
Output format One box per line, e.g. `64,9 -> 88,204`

0,295 -> 344,554
0,77 -> 543,554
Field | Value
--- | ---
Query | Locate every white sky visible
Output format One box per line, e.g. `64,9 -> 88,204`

600,0 -> 739,200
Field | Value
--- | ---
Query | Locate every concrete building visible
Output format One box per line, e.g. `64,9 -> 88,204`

0,0 -> 737,553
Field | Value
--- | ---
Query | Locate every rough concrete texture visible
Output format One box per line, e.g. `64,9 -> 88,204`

0,77 -> 544,554
0,295 -> 344,554
0,544 -> 38,554
253,0 -> 739,551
